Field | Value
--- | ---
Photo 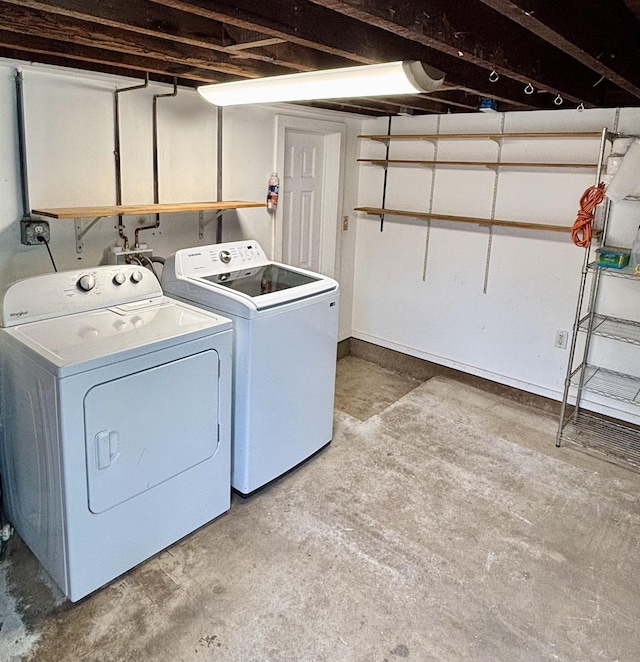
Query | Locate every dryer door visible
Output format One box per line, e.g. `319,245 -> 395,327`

84,350 -> 219,514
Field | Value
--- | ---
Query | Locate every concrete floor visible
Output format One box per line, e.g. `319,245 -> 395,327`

2,356 -> 639,661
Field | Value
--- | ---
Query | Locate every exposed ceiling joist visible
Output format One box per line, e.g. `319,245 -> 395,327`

0,0 -> 638,116
0,29 -> 228,83
226,38 -> 288,51
1,0 -> 349,72
477,0 -> 640,100
149,0 -> 542,109
0,3 -> 290,79
622,0 -> 640,19
307,0 -> 629,106
0,45 -> 200,86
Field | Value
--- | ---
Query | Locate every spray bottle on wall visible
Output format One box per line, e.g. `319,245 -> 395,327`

267,172 -> 279,212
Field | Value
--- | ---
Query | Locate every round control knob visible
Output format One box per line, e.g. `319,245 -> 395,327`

130,270 -> 143,283
219,250 -> 232,264
77,274 -> 96,292
113,273 -> 126,285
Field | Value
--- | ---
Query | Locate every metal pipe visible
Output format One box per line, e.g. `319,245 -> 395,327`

15,70 -> 31,219
114,73 -> 149,206
152,78 -> 178,205
135,78 -> 178,247
216,106 -> 223,243
114,73 -> 149,250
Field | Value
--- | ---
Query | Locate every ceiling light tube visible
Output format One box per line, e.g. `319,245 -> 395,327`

197,61 -> 445,106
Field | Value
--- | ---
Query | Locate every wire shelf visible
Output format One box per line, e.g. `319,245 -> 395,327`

576,365 -> 640,404
580,314 -> 640,345
587,263 -> 640,280
560,410 -> 640,471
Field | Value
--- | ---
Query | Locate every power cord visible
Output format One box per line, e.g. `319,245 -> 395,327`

572,183 -> 605,248
37,235 -> 58,272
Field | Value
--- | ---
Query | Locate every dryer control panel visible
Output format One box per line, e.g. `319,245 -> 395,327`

174,240 -> 268,277
2,265 -> 163,327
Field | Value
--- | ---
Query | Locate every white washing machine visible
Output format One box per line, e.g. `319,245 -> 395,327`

162,240 -> 339,496
0,264 -> 232,602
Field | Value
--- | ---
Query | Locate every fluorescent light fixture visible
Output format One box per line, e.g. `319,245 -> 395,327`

197,61 -> 445,106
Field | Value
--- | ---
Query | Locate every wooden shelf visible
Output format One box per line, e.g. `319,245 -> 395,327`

354,206 -> 572,234
357,158 -> 596,169
32,200 -> 266,219
33,200 -> 267,254
359,131 -> 605,142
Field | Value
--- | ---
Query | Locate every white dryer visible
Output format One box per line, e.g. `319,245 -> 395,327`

0,264 -> 232,602
162,240 -> 339,496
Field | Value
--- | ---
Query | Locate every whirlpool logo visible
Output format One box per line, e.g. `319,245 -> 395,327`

9,310 -> 28,319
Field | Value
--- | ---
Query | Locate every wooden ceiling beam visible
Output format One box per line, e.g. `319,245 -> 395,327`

622,0 -> 640,20
226,38 -> 288,51
477,0 -> 640,100
0,0 -> 234,55
0,0 -> 349,74
218,24 -> 351,72
307,0 -> 621,106
150,0 -> 540,110
0,47 -> 212,88
294,100 -> 387,116
0,3 -> 293,79
0,30 -> 231,84
358,96 -> 448,114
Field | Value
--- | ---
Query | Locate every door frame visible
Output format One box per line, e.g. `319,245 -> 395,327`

274,115 -> 346,277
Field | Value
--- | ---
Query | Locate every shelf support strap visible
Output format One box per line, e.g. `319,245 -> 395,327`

422,116 -> 441,282
483,114 -> 505,294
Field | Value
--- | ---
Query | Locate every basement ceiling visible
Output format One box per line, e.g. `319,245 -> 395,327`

1,0 -> 640,116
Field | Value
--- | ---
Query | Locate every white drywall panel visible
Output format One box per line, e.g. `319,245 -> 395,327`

354,107 -> 640,421
0,60 -> 360,342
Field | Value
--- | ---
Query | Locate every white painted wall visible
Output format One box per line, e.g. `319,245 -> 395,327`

354,107 -> 640,423
8,57 -> 636,422
0,59 -> 362,340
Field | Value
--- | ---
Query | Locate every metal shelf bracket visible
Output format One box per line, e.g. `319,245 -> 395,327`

75,216 -> 104,253
199,209 -> 225,240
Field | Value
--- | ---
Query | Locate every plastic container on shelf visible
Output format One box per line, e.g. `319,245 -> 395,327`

595,246 -> 630,269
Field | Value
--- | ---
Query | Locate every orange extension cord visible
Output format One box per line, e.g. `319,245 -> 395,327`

572,183 -> 605,247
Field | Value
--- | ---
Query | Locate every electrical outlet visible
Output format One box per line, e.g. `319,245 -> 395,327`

554,330 -> 568,349
20,219 -> 50,245
343,215 -> 349,231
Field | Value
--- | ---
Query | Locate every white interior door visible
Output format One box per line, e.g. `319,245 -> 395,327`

282,130 -> 325,272
274,115 -> 346,278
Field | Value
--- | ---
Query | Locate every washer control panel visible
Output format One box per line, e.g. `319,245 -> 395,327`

175,240 -> 268,276
2,264 -> 162,327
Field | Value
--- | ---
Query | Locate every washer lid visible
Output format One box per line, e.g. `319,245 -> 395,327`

163,239 -> 338,313
1,297 -> 231,377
